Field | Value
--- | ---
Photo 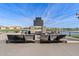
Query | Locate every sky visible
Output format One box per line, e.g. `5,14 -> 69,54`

0,3 -> 79,28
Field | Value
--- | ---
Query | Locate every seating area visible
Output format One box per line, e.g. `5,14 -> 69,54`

50,35 -> 66,43
6,35 -> 25,43
40,34 -> 66,43
6,34 -> 66,43
24,34 -> 35,43
40,35 -> 50,43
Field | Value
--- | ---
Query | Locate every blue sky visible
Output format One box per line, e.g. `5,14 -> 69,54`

0,3 -> 79,28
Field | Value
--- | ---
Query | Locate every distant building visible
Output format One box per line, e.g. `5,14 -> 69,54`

30,26 -> 42,33
9,26 -> 21,30
32,17 -> 44,34
31,17 -> 46,34
34,17 -> 43,26
0,26 -> 7,30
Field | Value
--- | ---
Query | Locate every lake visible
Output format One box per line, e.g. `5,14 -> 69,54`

60,31 -> 79,35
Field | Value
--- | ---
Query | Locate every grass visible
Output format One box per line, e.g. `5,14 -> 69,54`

0,29 -> 20,33
70,35 -> 79,38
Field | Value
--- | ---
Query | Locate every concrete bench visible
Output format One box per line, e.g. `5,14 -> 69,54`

24,34 -> 35,43
50,35 -> 66,43
6,34 -> 35,43
6,34 -> 66,43
6,35 -> 25,43
40,34 -> 50,43
40,34 -> 66,43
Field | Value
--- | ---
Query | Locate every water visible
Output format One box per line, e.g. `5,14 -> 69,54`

60,31 -> 79,35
